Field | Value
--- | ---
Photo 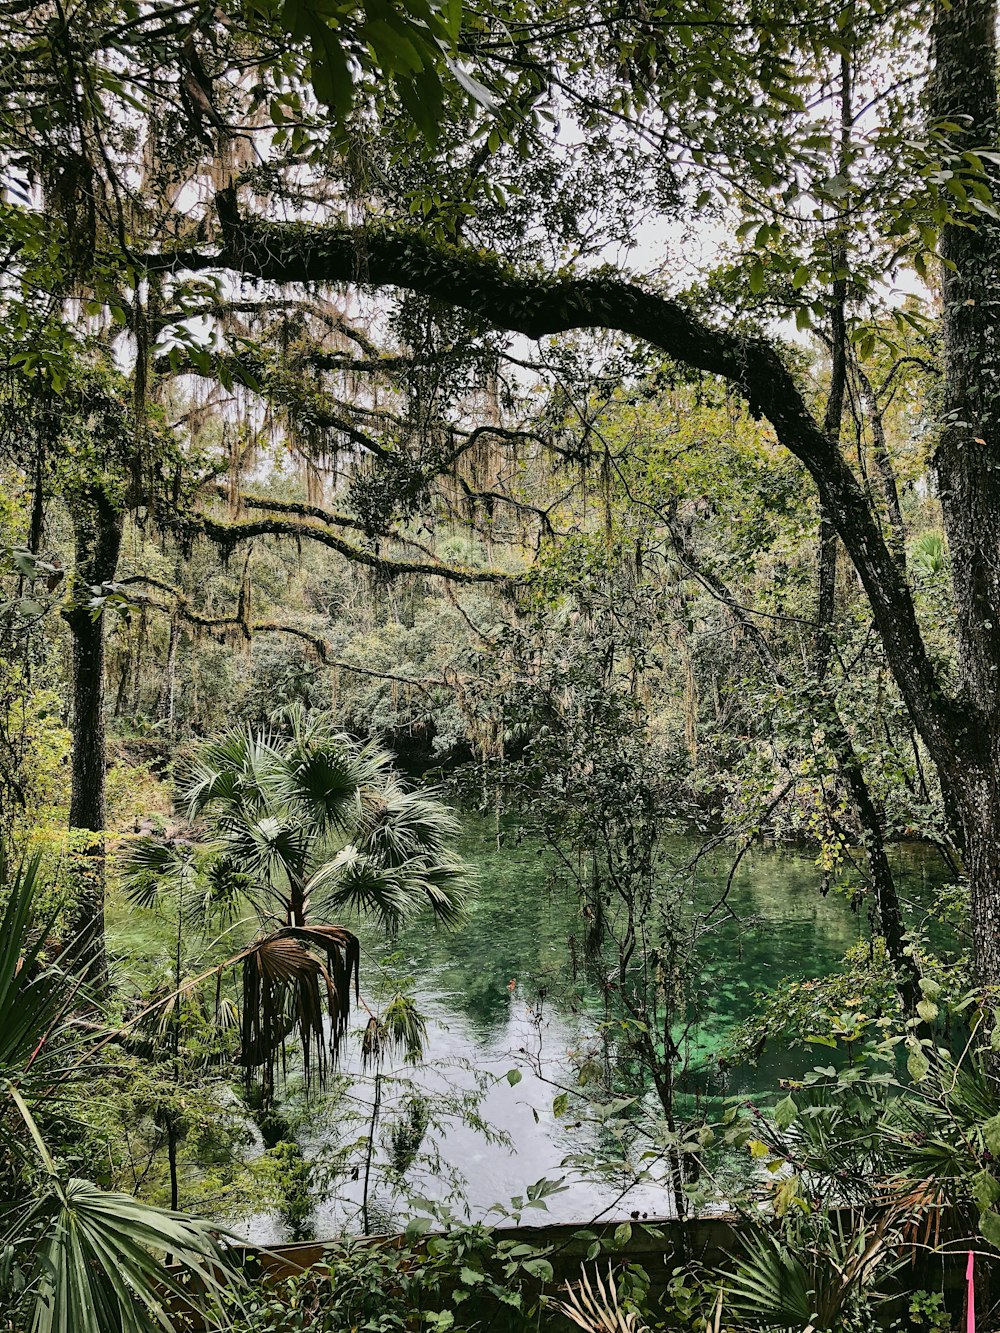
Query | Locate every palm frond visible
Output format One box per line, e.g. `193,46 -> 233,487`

25,1175 -> 241,1333
192,854 -> 259,925
362,992 -> 428,1069
724,1229 -> 815,1328
309,845 -> 469,933
120,838 -> 202,911
724,1210 -> 901,1332
0,854 -> 82,1103
184,727 -> 281,820
412,854 -> 470,928
238,925 -> 359,1102
217,812 -> 310,887
355,782 -> 460,864
308,846 -> 417,934
276,737 -> 365,835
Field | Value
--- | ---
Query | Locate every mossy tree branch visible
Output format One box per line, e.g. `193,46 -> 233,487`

122,577 -> 452,691
185,512 -> 512,585
160,187 -> 956,769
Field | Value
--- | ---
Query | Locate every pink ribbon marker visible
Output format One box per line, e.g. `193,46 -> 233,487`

967,1249 -> 976,1333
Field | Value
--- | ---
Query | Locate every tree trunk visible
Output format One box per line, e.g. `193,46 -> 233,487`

854,368 -> 906,565
62,490 -> 124,985
930,0 -> 1000,988
156,615 -> 180,732
946,759 -> 1000,988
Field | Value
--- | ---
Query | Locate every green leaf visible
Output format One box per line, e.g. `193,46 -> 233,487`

614,1221 -> 632,1246
972,1170 -> 1000,1212
552,1091 -> 569,1117
773,1173 -> 803,1217
363,18 -> 425,75
521,1257 -> 554,1282
505,1068 -> 522,1086
983,1113 -> 1000,1157
981,1208 -> 1000,1250
749,260 -> 765,294
906,1046 -> 930,1082
773,1094 -> 797,1130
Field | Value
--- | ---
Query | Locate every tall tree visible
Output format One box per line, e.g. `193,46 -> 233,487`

144,0 -> 1000,987
7,0 -> 1000,991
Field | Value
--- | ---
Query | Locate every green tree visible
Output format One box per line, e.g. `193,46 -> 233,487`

135,0 -> 1000,994
125,712 -> 468,1102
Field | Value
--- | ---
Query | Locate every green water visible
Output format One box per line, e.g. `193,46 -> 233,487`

390,822 -> 947,1089
108,818 -> 951,1235
290,822 -> 951,1234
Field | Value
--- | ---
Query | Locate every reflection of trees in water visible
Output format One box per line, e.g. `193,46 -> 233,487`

381,825 -> 947,1096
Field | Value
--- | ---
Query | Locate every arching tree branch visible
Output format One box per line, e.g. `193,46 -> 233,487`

211,488 -> 367,532
145,189 -> 956,765
188,512 -> 512,585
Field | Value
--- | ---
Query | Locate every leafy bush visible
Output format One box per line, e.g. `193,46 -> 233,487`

228,1228 -> 537,1333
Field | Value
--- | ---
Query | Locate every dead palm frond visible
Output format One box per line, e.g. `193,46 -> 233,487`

239,924 -> 359,1093
551,1265 -> 649,1333
706,1288 -> 724,1333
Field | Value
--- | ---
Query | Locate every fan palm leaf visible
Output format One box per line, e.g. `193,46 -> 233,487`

308,845 -> 468,933
6,1091 -> 241,1333
307,846 -> 424,933
185,728 -> 282,820
275,737 -> 367,834
724,1208 -> 902,1332
356,782 -> 460,862
725,1229 -> 816,1328
0,863 -> 244,1333
216,812 -> 310,891
122,838 -> 203,912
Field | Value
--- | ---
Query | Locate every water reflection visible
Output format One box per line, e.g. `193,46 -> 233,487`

243,826 -> 951,1240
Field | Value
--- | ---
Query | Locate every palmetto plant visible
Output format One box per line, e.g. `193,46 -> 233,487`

0,854 -> 241,1333
123,714 -> 469,1101
723,1210 -> 903,1333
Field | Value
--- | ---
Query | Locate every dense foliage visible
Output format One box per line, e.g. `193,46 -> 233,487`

4,0 -> 1000,1326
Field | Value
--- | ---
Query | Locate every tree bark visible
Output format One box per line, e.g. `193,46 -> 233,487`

854,367 -> 906,565
930,0 -> 1000,987
62,489 -> 124,985
156,614 -> 180,732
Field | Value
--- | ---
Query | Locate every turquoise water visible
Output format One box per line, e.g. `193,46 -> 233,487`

240,823 -> 951,1239
393,824 -> 946,1085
